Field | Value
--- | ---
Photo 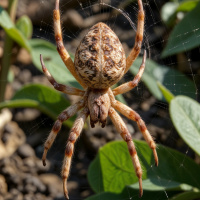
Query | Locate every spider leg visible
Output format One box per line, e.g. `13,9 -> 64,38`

62,107 -> 89,199
40,55 -> 85,96
53,0 -> 87,89
42,99 -> 85,166
113,51 -> 146,96
111,99 -> 158,166
108,107 -> 143,197
125,0 -> 144,74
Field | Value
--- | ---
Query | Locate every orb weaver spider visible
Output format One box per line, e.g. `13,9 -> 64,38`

40,0 -> 158,198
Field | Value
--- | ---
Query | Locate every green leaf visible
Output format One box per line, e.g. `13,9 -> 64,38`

88,154 -> 104,193
162,2 -> 200,57
170,96 -> 200,155
161,0 -> 198,26
88,140 -> 200,194
85,188 -> 177,200
176,0 -> 199,12
29,39 -> 82,89
130,58 -> 196,100
130,178 -> 193,191
16,15 -> 33,39
0,6 -> 31,51
157,82 -> 175,103
85,191 -> 125,200
0,84 -> 73,127
170,191 -> 200,200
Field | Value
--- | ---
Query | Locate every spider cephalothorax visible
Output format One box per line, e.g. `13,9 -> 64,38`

88,88 -> 111,128
40,0 -> 158,199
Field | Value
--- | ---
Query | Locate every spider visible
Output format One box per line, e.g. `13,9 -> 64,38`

40,0 -> 158,199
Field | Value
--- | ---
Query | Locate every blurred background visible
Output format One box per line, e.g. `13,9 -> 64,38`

0,0 -> 200,200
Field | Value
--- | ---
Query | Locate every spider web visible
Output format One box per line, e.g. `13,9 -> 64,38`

19,0 -> 200,199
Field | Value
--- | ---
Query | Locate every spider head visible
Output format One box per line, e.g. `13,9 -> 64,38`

88,88 -> 111,128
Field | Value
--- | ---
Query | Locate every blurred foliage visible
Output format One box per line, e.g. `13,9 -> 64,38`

158,83 -> 200,156
157,82 -> 174,103
16,15 -> 33,39
0,84 -> 73,127
0,6 -> 31,51
0,4 -> 73,127
130,57 -> 196,100
161,0 -> 199,27
29,39 -> 81,88
161,1 -> 200,57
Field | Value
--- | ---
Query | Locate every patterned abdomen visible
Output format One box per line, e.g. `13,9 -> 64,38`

74,22 -> 126,89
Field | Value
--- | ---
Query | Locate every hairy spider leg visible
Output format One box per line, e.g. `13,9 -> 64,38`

112,100 -> 158,166
53,0 -> 87,88
113,50 -> 146,96
62,107 -> 89,199
42,99 -> 85,166
125,0 -> 145,74
108,107 -> 143,197
40,54 -> 85,96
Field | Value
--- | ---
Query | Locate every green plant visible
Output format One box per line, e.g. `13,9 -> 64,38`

84,72 -> 199,200
86,81 -> 200,200
0,84 -> 74,127
87,83 -> 200,198
87,140 -> 200,200
158,83 -> 200,156
129,57 -> 196,101
0,2 -> 76,127
161,1 -> 200,57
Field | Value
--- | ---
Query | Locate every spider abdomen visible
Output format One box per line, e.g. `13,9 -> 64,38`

75,22 -> 126,89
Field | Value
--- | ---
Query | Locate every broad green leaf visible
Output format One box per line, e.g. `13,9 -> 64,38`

16,15 -> 33,39
130,178 -> 193,191
29,39 -> 81,89
0,6 -> 31,51
157,82 -> 175,103
88,154 -> 104,193
170,96 -> 200,155
162,2 -> 200,57
170,191 -> 200,200
88,140 -> 200,194
0,84 -> 73,127
130,58 -> 196,100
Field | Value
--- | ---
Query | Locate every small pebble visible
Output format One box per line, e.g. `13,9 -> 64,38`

0,175 -> 7,195
17,144 -> 35,158
39,174 -> 63,197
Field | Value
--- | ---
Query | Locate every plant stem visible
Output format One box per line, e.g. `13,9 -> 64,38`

8,0 -> 18,22
0,0 -> 18,102
0,35 -> 13,102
